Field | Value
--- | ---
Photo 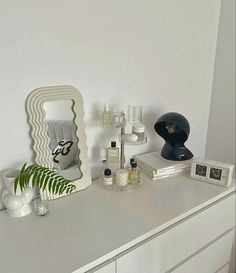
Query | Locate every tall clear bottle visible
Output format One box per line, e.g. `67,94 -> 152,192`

107,141 -> 119,171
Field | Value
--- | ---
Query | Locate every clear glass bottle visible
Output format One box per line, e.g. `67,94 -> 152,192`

107,141 -> 119,171
128,161 -> 140,184
102,102 -> 113,126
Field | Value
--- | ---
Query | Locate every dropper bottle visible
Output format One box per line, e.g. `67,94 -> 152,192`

102,102 -> 113,126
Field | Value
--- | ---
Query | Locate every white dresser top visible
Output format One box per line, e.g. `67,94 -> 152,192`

0,174 -> 235,273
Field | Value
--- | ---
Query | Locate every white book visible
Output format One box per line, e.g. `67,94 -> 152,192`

137,161 -> 190,175
135,151 -> 192,175
138,164 -> 190,180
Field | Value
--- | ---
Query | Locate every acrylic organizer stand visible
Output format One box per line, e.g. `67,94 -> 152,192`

101,104 -> 147,191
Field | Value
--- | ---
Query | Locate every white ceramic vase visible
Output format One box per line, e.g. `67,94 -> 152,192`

2,169 -> 34,217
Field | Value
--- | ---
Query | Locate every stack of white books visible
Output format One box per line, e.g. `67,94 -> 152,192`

134,151 -> 192,180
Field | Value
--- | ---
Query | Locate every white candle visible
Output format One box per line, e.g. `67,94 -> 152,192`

115,169 -> 128,187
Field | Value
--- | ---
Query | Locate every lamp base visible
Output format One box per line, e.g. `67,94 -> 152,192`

161,143 -> 193,161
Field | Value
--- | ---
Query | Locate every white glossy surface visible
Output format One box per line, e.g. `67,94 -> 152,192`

0,174 -> 235,273
87,260 -> 115,273
217,263 -> 230,273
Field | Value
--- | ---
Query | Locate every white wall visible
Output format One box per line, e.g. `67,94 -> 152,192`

44,100 -> 74,121
0,0 -> 221,182
206,0 -> 235,171
205,1 -> 235,273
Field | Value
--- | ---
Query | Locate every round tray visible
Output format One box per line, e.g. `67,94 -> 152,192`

99,177 -> 143,192
119,134 -> 147,145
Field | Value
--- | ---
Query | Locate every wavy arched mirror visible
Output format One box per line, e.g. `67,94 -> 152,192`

26,85 -> 92,200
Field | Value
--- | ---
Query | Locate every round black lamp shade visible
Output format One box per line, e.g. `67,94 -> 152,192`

154,112 -> 193,161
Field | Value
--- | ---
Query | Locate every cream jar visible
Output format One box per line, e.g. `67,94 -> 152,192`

132,124 -> 145,141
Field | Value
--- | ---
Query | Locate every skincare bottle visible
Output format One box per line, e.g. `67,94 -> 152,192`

102,102 -> 113,126
128,161 -> 140,184
107,141 -> 119,171
103,168 -> 113,186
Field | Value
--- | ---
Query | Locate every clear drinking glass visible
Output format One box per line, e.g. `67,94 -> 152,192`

34,196 -> 49,216
128,104 -> 142,124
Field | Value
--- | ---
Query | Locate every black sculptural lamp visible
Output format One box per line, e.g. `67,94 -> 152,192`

154,112 -> 193,161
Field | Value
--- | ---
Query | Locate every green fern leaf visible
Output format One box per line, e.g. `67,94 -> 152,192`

42,175 -> 50,191
14,176 -> 19,193
14,163 -> 76,196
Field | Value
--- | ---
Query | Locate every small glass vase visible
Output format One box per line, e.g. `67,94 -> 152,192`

34,196 -> 49,216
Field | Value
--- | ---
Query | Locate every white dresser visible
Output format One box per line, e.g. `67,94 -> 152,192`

0,174 -> 235,273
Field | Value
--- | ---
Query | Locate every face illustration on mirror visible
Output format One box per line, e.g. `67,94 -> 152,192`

43,100 -> 82,181
52,140 -> 73,163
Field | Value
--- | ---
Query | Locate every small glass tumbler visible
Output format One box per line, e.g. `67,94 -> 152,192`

128,104 -> 142,124
113,110 -> 126,127
34,197 -> 49,216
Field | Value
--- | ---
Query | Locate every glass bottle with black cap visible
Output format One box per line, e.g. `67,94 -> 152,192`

107,141 -> 119,171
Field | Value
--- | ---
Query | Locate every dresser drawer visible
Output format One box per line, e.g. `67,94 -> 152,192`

116,194 -> 235,273
170,230 -> 234,273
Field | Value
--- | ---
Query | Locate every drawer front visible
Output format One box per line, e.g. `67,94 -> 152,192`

116,194 -> 235,273
171,230 -> 234,273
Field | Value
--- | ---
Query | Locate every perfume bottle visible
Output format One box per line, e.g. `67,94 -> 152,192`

128,161 -> 140,184
102,168 -> 113,186
102,102 -> 113,126
107,141 -> 119,171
